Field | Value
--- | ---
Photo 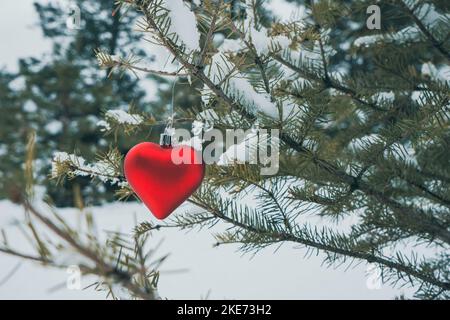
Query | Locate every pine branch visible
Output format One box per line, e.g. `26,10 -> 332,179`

198,1 -> 221,67
106,0 -> 450,299
396,0 -> 450,61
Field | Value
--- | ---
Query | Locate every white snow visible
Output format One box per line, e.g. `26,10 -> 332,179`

0,144 -> 7,156
348,133 -> 382,151
373,91 -> 395,104
438,65 -> 450,82
413,3 -> 450,27
421,62 -> 450,83
244,2 -> 292,56
200,1 -> 298,120
219,38 -> 244,53
51,249 -> 97,270
264,0 -> 308,23
177,135 -> 203,151
197,108 -> 220,122
51,152 -> 87,177
191,120 -> 204,136
353,35 -> 380,47
354,24 -> 427,48
411,90 -> 426,103
217,130 -> 259,165
173,121 -> 205,151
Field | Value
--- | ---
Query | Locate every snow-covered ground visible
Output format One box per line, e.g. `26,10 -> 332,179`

0,198 -> 411,300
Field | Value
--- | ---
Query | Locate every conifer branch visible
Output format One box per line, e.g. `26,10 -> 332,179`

271,54 -> 387,112
23,199 -> 156,299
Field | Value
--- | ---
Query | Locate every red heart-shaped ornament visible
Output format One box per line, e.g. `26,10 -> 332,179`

124,142 -> 205,220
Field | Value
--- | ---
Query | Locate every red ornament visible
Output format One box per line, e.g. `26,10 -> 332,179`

124,142 -> 205,220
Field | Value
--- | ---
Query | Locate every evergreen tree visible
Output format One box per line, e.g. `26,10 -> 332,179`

0,71 -> 28,201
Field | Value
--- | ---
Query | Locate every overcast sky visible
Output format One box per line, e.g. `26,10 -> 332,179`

0,0 -> 413,300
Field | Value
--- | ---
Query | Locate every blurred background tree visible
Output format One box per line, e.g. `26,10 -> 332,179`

0,0 -> 449,300
4,0 -> 443,207
83,0 -> 449,299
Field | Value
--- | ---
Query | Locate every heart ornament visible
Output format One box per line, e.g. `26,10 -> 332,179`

124,142 -> 205,220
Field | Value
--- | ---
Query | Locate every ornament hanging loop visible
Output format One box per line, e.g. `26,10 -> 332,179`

160,130 -> 172,148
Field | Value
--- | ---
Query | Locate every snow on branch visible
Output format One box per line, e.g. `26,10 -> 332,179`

164,0 -> 200,52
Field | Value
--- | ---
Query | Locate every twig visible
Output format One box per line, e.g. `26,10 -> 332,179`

397,0 -> 450,61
